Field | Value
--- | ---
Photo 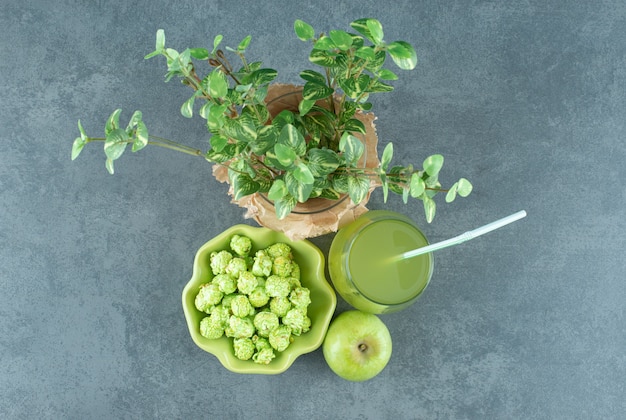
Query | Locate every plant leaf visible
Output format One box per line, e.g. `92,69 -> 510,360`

339,133 -> 364,165
104,128 -> 128,161
366,19 -> 384,44
268,179 -> 288,200
132,121 -> 148,152
293,162 -> 315,184
299,70 -> 326,84
105,109 -> 122,135
285,171 -> 314,203
274,143 -> 297,166
445,182 -> 458,203
71,137 -> 85,160
307,148 -> 340,176
105,158 -> 115,175
309,49 -> 336,67
387,41 -> 418,70
457,178 -> 473,197
423,154 -> 444,177
274,194 -> 297,219
294,19 -> 315,41
180,95 -> 195,118
423,195 -> 436,223
329,30 -> 353,50
278,124 -> 306,156
343,118 -> 366,134
381,142 -> 393,170
189,48 -> 209,60
251,125 -> 279,154
231,173 -> 260,200
209,70 -> 228,98
212,34 -> 223,54
378,69 -> 398,80
347,175 -> 370,204
250,68 -> 278,86
410,173 -> 426,197
299,99 -> 316,116
209,134 -> 228,152
237,35 -> 252,52
303,82 -> 333,101
355,46 -> 376,60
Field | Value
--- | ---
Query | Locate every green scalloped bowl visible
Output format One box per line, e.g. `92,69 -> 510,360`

182,224 -> 337,374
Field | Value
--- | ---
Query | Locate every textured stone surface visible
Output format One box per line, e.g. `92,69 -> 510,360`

1,0 -> 625,418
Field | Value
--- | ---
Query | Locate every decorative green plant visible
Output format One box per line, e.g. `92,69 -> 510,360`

71,18 -> 472,222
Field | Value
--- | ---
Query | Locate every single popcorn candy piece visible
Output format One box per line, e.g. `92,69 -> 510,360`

269,325 -> 293,352
221,293 -> 236,309
233,337 -> 255,360
230,294 -> 255,318
237,271 -> 258,295
265,242 -> 292,259
253,346 -> 276,364
248,286 -> 270,308
289,286 -> 311,309
209,304 -> 231,328
199,316 -> 224,339
195,283 -> 224,313
252,337 -> 275,364
265,275 -> 291,298
213,273 -> 237,294
282,308 -> 309,336
253,311 -> 279,337
230,235 -> 252,257
271,255 -> 293,277
251,251 -> 272,277
226,315 -> 255,338
269,296 -> 292,317
290,262 -> 300,280
225,257 -> 247,279
210,250 -> 233,275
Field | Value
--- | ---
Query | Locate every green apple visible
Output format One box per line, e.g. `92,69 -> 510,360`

322,310 -> 392,381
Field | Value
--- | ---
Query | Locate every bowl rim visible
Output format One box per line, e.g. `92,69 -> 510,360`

182,224 -> 337,374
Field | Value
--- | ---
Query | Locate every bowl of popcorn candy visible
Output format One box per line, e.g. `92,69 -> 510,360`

182,224 -> 337,374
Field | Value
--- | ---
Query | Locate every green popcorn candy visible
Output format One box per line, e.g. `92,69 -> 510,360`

237,271 -> 258,295
199,316 -> 224,339
210,250 -> 233,275
251,251 -> 273,277
282,308 -> 309,336
253,346 -> 276,365
287,277 -> 302,290
253,311 -> 279,338
230,234 -> 252,257
209,304 -> 231,328
221,293 -> 236,309
265,242 -> 292,259
195,283 -> 223,313
253,335 -> 272,350
271,255 -> 293,277
269,296 -> 292,317
265,275 -> 291,298
225,257 -> 247,279
248,286 -> 270,308
230,294 -> 255,317
290,262 -> 301,280
289,286 -> 311,309
226,315 -> 255,338
213,273 -> 237,295
233,337 -> 255,361
269,325 -> 293,352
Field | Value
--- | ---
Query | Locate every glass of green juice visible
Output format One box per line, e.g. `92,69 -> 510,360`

328,210 -> 434,314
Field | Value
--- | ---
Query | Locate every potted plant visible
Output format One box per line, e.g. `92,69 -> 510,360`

71,18 -> 472,239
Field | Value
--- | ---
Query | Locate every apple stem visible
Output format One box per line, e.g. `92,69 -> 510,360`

358,343 -> 368,352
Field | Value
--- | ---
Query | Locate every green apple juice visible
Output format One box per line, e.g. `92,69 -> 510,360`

328,211 -> 433,314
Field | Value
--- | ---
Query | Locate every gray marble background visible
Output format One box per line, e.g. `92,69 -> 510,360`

1,0 -> 624,418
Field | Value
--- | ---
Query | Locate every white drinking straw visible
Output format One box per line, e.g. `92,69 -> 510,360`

391,210 -> 527,262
